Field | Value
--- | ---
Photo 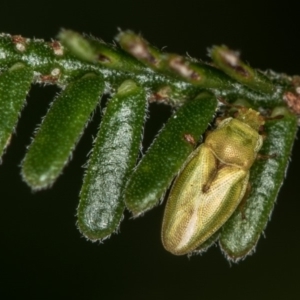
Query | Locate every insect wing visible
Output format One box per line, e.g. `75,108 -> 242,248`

162,144 -> 249,255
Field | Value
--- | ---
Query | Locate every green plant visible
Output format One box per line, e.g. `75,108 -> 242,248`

0,30 -> 298,262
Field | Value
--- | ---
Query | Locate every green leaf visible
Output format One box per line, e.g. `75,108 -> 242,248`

0,63 -> 33,160
117,31 -> 233,89
77,80 -> 147,240
125,91 -> 218,215
210,45 -> 275,94
58,30 -> 98,63
22,73 -> 104,189
219,107 -> 298,261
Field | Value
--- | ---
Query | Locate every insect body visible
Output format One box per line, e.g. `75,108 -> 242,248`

161,108 -> 265,255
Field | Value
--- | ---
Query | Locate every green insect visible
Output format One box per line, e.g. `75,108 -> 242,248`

161,107 -> 265,255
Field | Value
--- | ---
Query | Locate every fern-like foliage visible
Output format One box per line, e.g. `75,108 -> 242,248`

0,30 -> 299,262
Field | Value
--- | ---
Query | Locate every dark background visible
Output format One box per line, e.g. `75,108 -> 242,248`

1,0 -> 300,299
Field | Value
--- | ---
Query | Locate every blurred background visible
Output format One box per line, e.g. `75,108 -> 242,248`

1,0 -> 299,299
